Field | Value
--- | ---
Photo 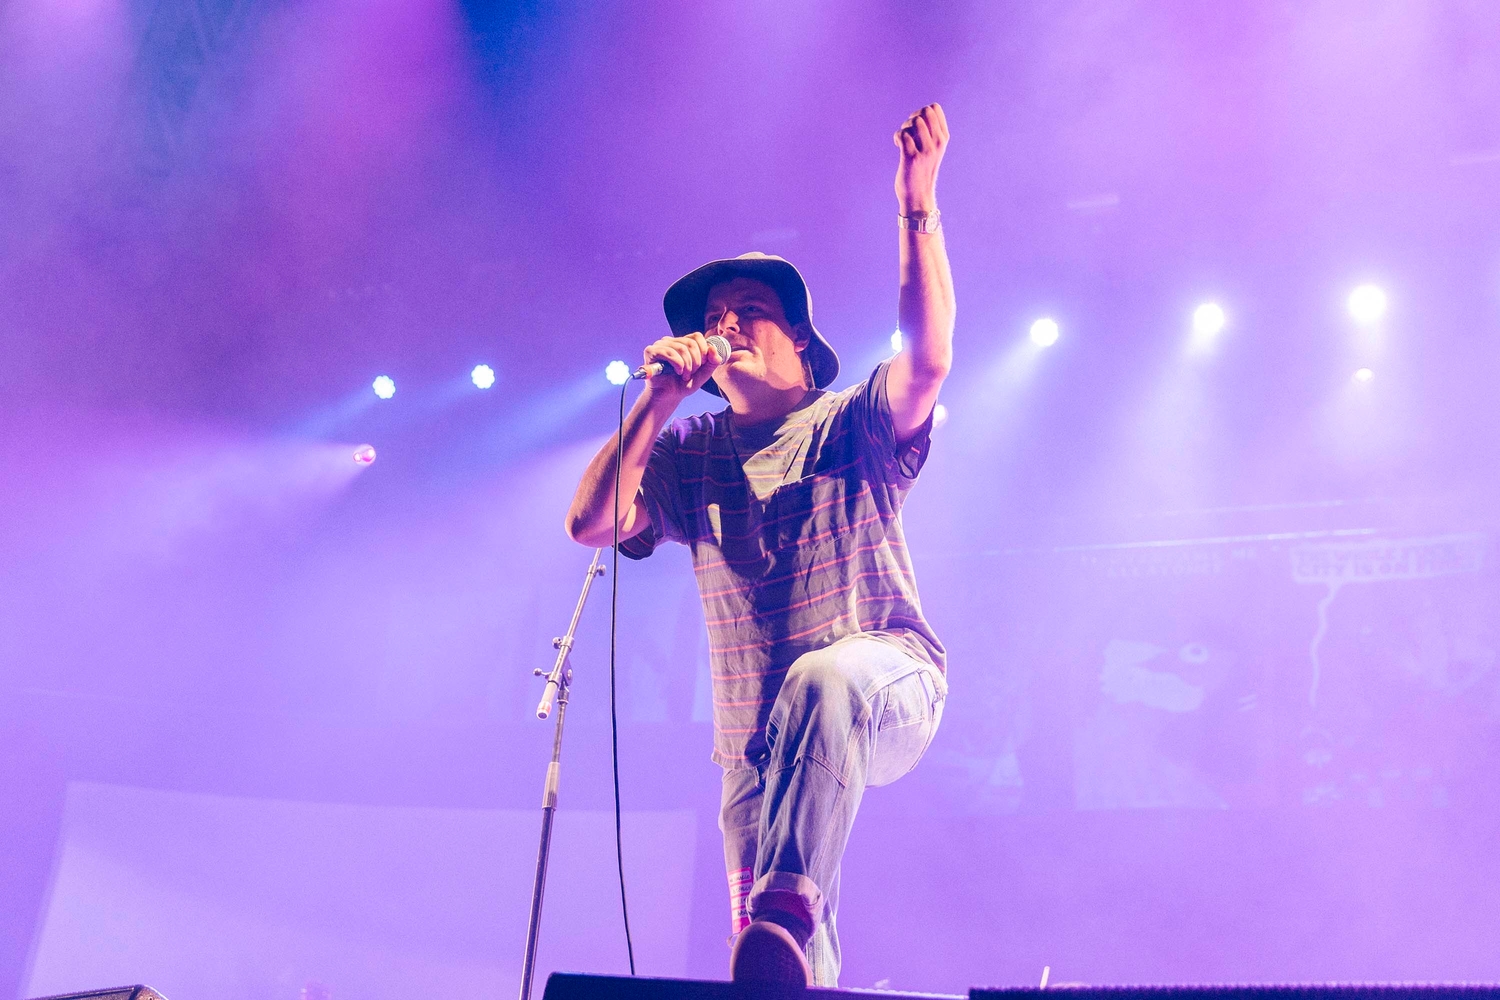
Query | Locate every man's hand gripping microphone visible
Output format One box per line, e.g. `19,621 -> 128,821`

633,333 -> 732,383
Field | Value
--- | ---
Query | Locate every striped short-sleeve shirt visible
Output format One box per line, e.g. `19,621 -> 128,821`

620,360 -> 946,767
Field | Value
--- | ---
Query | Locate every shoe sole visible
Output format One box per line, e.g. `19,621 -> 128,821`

730,921 -> 811,986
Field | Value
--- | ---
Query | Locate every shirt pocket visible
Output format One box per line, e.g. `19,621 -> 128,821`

765,470 -> 865,555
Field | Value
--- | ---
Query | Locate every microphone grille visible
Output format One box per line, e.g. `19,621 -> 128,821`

706,334 -> 732,361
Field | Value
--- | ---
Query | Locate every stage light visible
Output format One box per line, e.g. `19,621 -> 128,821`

1192,302 -> 1226,337
1030,317 -> 1059,347
372,375 -> 395,399
1353,367 -> 1375,383
471,364 -> 496,389
1348,284 -> 1387,324
605,360 -> 631,386
891,329 -> 903,353
932,403 -> 949,430
352,444 -> 377,465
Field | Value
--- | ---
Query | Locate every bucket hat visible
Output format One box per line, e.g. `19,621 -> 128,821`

662,252 -> 840,398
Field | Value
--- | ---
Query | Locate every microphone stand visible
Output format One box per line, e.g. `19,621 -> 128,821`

519,548 -> 607,1000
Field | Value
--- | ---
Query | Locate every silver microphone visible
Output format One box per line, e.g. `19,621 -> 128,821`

633,334 -> 733,380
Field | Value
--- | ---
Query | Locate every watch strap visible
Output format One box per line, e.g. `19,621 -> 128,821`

898,210 -> 942,233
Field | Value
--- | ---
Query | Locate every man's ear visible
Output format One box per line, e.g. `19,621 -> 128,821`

790,321 -> 814,352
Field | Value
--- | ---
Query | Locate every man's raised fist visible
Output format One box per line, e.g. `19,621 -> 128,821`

894,103 -> 949,216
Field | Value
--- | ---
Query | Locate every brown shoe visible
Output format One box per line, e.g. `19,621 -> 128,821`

729,919 -> 811,986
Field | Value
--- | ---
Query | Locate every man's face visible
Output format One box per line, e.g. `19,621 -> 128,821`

703,277 -> 808,392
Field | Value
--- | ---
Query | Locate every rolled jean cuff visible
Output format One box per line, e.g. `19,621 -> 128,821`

749,871 -> 823,940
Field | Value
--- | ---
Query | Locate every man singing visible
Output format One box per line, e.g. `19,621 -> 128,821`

565,104 -> 954,987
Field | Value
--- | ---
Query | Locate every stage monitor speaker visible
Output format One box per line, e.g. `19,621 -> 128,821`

27,987 -> 168,1000
546,975 -> 1500,1000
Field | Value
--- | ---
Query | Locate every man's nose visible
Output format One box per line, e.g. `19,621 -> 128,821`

716,310 -> 739,335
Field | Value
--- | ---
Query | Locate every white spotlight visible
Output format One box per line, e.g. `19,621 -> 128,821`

372,375 -> 395,399
1353,367 -> 1375,383
1347,284 -> 1387,324
471,364 -> 496,389
1029,317 -> 1060,347
1192,302 -> 1226,337
352,444 -> 377,465
891,329 -> 903,353
932,403 -> 949,430
605,360 -> 631,386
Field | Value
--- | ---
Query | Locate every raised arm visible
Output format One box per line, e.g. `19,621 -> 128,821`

564,333 -> 721,547
887,103 -> 955,445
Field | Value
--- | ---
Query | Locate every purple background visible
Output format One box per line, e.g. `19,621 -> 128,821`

3,1 -> 1499,997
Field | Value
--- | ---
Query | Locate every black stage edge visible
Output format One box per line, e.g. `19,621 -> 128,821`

978,989 -> 1500,995
546,976 -> 1500,1000
976,989 -> 1500,1000
544,972 -> 962,1000
28,988 -> 168,1000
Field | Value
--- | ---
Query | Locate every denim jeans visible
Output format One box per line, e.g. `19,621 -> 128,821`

718,633 -> 946,986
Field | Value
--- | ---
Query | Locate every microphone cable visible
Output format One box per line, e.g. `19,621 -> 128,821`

605,342 -> 718,973
610,380 -> 637,975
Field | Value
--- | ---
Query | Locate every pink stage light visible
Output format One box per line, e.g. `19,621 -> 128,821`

353,444 -> 377,465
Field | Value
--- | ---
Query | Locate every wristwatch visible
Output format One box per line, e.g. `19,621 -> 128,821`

898,209 -> 941,233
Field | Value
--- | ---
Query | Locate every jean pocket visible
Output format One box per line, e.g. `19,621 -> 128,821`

875,668 -> 934,732
868,670 -> 939,787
